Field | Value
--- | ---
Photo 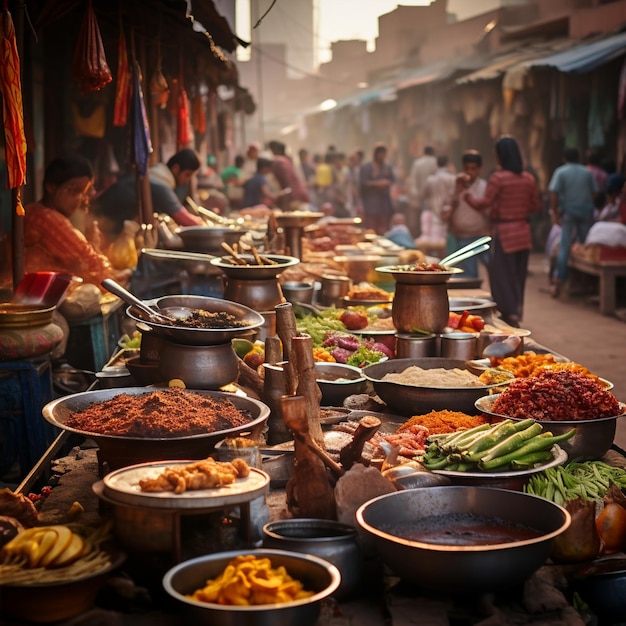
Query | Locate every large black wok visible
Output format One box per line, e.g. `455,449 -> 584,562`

356,486 -> 570,591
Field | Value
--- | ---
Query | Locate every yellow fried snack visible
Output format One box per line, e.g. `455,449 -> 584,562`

187,555 -> 315,606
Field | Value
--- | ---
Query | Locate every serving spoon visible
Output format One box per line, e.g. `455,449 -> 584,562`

482,334 -> 521,359
439,236 -> 491,267
101,278 -> 183,325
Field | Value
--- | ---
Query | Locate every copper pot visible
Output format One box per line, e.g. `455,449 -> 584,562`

391,283 -> 449,333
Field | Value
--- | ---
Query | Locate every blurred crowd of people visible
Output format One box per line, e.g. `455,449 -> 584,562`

6,134 -> 625,334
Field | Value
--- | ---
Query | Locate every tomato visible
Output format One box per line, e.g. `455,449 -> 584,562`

595,502 -> 626,552
340,310 -> 369,330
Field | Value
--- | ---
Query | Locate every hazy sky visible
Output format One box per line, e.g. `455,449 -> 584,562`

317,0 -> 431,63
236,1 -> 501,67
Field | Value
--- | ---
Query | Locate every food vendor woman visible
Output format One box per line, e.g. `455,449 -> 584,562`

20,154 -> 131,289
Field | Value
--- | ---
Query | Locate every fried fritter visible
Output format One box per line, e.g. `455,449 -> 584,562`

138,457 -> 250,494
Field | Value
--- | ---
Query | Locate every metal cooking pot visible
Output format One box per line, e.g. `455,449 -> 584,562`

356,486 -> 570,591
158,339 -> 239,389
262,518 -> 362,598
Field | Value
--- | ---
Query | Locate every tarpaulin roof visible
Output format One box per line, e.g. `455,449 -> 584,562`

395,60 -> 456,91
521,30 -> 626,73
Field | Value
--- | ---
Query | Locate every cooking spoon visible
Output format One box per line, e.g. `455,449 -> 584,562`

101,278 -> 180,324
439,236 -> 491,267
482,334 -> 521,359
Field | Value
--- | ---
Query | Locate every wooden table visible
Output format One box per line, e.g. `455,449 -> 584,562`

568,255 -> 626,315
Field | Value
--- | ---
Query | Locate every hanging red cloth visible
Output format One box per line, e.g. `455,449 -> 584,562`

177,86 -> 191,147
72,0 -> 112,93
0,7 -> 27,192
113,28 -> 131,126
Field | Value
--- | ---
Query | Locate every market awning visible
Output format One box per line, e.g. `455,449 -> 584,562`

520,30 -> 626,73
332,85 -> 397,112
395,61 -> 454,91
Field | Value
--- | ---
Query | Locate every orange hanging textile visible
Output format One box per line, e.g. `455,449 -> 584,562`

192,94 -> 206,134
113,29 -> 131,126
0,8 -> 27,190
72,0 -> 112,93
177,87 -> 191,146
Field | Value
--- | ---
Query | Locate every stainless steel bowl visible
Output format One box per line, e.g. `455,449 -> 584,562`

362,357 -> 502,415
125,295 -> 264,346
475,394 -> 626,461
356,486 -> 570,591
315,363 -> 367,407
162,548 -> 340,626
42,388 -> 270,471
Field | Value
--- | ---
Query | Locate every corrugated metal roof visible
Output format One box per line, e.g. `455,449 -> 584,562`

395,61 -> 455,90
524,30 -> 626,73
456,51 -> 536,85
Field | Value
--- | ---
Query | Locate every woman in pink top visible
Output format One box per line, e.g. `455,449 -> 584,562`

464,136 -> 540,327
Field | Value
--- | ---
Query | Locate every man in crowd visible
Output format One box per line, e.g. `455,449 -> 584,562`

407,146 -> 437,237
548,147 -> 598,297
90,149 -> 203,249
446,150 -> 488,278
268,140 -> 310,211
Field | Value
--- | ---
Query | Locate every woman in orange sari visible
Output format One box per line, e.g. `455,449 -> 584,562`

22,154 -> 130,289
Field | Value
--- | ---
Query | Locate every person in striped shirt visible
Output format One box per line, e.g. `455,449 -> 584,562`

463,136 -> 540,328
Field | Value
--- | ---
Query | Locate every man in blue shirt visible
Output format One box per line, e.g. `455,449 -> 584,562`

548,147 -> 598,297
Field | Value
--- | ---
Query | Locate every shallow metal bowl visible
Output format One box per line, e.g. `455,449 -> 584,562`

315,362 -> 367,407
475,394 -> 626,461
356,486 -> 570,591
42,388 -> 270,471
375,264 -> 463,285
362,357 -> 502,415
162,548 -> 340,626
125,295 -> 264,346
210,254 -> 299,280
448,297 -> 497,314
176,226 -> 247,253
0,303 -> 55,329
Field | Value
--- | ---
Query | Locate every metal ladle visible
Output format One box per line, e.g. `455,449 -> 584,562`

101,278 -> 183,325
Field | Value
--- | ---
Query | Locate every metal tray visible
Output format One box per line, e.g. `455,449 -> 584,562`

101,462 -> 269,509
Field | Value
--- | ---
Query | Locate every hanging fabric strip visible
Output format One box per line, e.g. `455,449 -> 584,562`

0,8 -> 27,189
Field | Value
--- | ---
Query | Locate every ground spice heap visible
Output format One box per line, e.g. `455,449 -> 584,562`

65,389 -> 251,437
492,369 -> 620,421
398,410 -> 488,435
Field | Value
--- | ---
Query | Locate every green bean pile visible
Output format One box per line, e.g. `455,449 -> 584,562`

295,311 -> 345,345
524,461 -> 626,504
421,419 -> 576,472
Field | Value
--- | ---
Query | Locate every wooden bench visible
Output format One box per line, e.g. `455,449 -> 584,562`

568,255 -> 626,316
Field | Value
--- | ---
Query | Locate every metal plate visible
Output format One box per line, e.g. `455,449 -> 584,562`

449,297 -> 497,313
433,445 -> 567,481
102,462 -> 269,509
341,296 -> 393,307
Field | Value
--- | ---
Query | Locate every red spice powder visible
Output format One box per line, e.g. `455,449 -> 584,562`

65,389 -> 251,437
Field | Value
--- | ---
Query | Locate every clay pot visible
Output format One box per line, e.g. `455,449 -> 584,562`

391,283 -> 449,333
